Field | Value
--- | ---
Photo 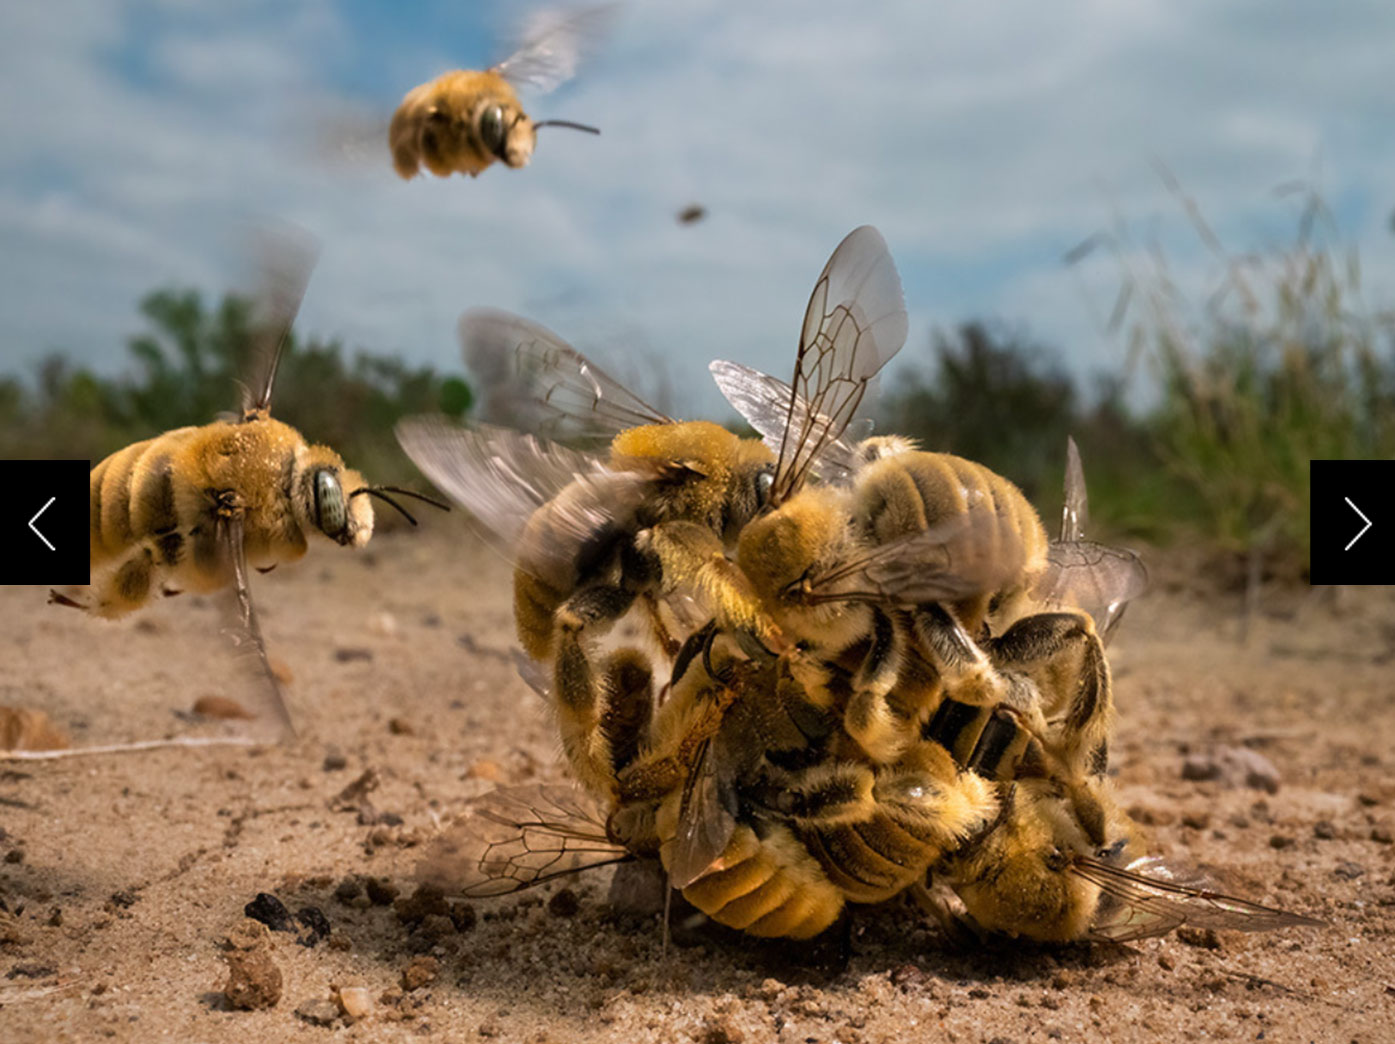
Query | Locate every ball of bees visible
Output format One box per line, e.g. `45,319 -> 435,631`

406,225 -> 1319,949
390,5 -> 610,179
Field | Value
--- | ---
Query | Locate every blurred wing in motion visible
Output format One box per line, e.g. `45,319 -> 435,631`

771,226 -> 908,502
461,308 -> 672,446
417,784 -> 631,897
395,416 -> 650,579
1061,435 -> 1088,542
709,360 -> 873,486
1035,541 -> 1149,643
1076,855 -> 1325,943
492,3 -> 618,94
241,225 -> 320,418
218,513 -> 294,739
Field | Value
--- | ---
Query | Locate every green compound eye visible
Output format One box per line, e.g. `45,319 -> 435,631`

314,469 -> 346,538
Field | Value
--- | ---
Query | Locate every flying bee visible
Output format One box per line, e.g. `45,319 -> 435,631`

397,225 -> 908,796
53,231 -> 447,733
389,4 -> 611,179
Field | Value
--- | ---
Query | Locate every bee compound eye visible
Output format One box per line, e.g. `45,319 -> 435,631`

478,104 -> 505,155
755,468 -> 775,502
314,469 -> 348,539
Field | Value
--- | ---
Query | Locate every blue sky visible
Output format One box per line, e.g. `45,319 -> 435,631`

2,0 -> 1392,417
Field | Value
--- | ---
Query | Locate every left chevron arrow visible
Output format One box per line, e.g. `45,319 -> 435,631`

29,496 -> 56,551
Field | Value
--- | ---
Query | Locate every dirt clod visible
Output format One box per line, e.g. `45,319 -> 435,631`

223,947 -> 282,1010
547,889 -> 580,918
192,695 -> 253,720
244,893 -> 293,933
1313,820 -> 1338,839
1177,927 -> 1223,950
295,905 -> 331,946
402,955 -> 440,991
367,877 -> 401,905
396,884 -> 450,925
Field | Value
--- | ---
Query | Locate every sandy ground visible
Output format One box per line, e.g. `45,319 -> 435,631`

1,517 -> 1393,1043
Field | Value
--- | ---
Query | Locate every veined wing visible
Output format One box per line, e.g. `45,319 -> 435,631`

417,784 -> 631,897
462,308 -> 671,447
1035,541 -> 1149,643
709,359 -> 874,486
1076,854 -> 1324,943
770,226 -> 907,503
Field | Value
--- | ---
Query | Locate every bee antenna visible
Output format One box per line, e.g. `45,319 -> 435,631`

350,485 -> 451,526
532,119 -> 601,135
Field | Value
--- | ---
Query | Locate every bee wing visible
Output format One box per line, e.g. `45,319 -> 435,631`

771,226 -> 908,502
417,784 -> 631,897
709,360 -> 873,486
218,513 -> 294,739
462,308 -> 672,447
1061,435 -> 1088,543
1035,541 -> 1149,643
491,3 -> 618,94
395,416 -> 650,580
1074,855 -> 1324,943
666,736 -> 740,890
241,225 -> 319,417
806,514 -> 1022,608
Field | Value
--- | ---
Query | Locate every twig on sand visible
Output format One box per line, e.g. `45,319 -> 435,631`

0,736 -> 263,761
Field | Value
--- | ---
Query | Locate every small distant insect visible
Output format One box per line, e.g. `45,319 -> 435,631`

389,4 -> 612,179
676,204 -> 707,226
54,232 -> 447,733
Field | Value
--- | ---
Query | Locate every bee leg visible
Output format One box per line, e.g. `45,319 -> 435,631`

745,761 -> 879,828
640,521 -> 786,652
909,879 -> 986,947
843,608 -> 908,762
640,593 -> 683,661
554,584 -> 636,639
554,633 -> 654,799
987,612 -> 1111,779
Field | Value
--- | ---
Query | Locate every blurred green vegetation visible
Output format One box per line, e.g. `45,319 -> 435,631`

6,184 -> 1393,579
0,287 -> 473,485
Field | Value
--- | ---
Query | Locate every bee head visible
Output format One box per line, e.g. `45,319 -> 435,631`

475,100 -> 535,168
948,778 -> 1139,943
298,457 -> 374,548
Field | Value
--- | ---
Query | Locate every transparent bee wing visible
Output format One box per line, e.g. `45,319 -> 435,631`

492,3 -> 618,94
806,513 -> 1022,609
461,308 -> 672,447
511,648 -> 552,702
416,784 -> 631,897
241,224 -> 319,418
1075,855 -> 1324,943
1061,435 -> 1088,543
708,360 -> 873,486
219,513 -> 295,739
666,736 -> 739,890
394,416 -> 650,581
1034,542 -> 1150,643
771,226 -> 908,502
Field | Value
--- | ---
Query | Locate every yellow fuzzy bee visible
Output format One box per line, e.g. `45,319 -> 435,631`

54,234 -> 445,733
390,5 -> 610,180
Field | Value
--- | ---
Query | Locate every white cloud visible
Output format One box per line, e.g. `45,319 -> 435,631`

1,0 -> 1392,423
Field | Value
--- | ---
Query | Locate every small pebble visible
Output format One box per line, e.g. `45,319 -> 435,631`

338,986 -> 373,1019
295,998 -> 341,1026
334,878 -> 363,904
389,717 -> 415,736
295,906 -> 331,947
1268,835 -> 1294,850
192,696 -> 253,721
1333,861 -> 1365,880
366,878 -> 400,906
323,751 -> 349,772
1313,820 -> 1337,840
4,849 -> 24,865
334,647 -> 373,663
1181,812 -> 1210,830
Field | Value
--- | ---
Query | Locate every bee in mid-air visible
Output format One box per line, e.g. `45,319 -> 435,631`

397,225 -> 908,796
390,5 -> 611,179
54,233 -> 446,733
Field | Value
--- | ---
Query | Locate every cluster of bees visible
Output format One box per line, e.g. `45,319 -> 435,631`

399,227 -> 1321,946
57,7 -> 1321,952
